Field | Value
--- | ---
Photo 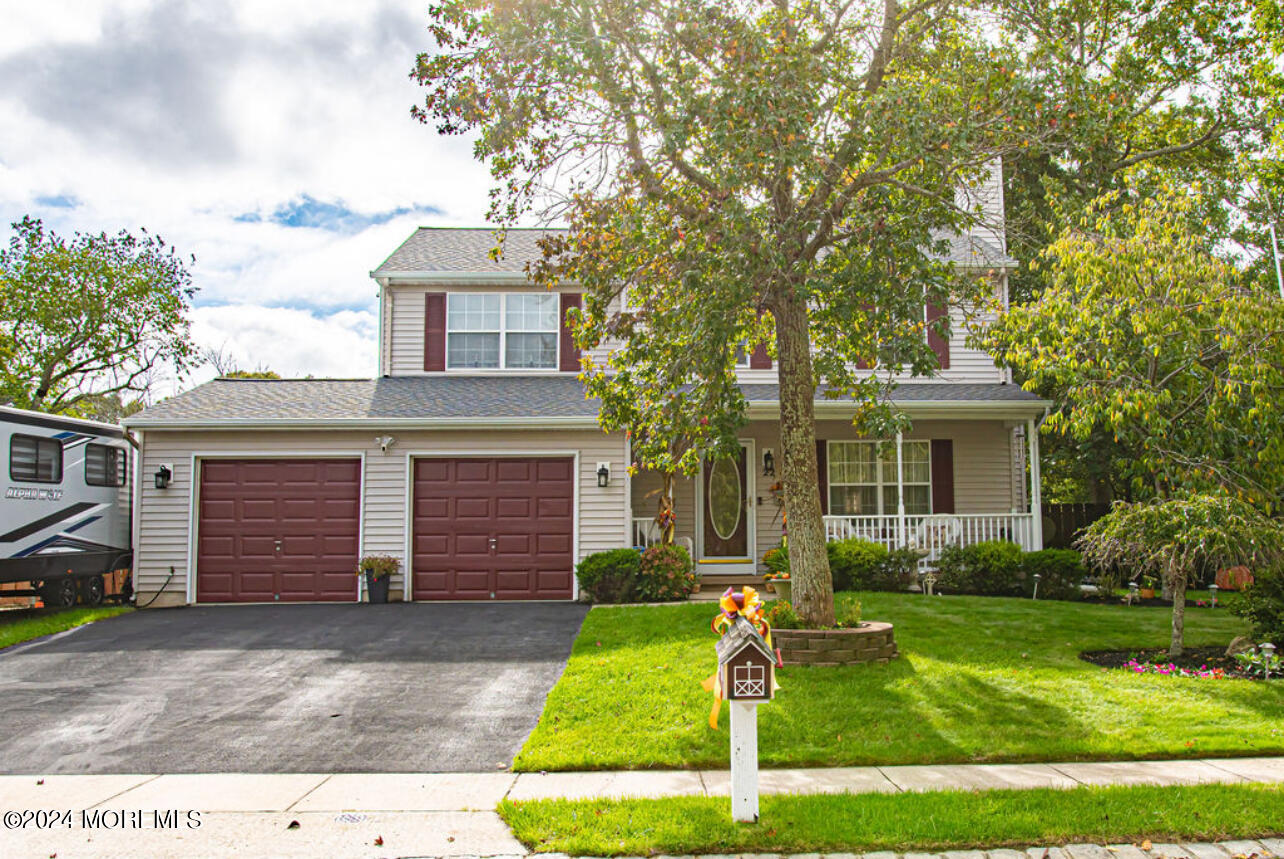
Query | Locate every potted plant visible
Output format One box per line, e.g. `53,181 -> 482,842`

762,541 -> 790,595
358,555 -> 400,604
1138,574 -> 1158,600
765,570 -> 791,601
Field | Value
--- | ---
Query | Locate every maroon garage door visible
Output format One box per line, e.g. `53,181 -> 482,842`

412,457 -> 574,600
196,458 -> 361,603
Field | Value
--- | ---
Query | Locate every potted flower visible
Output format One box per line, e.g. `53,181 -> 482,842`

765,570 -> 792,601
1138,574 -> 1158,600
358,555 -> 400,604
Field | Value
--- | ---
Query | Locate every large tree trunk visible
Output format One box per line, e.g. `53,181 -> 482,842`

772,290 -> 835,628
1168,562 -> 1187,658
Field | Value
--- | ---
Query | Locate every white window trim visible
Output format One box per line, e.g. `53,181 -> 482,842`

826,439 -> 932,516
445,292 -> 560,371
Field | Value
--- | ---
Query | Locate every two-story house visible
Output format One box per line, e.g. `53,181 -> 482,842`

125,188 -> 1049,606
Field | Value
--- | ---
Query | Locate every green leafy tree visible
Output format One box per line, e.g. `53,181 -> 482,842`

415,0 -> 1066,626
999,0 -> 1279,304
1077,493 -> 1284,656
0,217 -> 199,416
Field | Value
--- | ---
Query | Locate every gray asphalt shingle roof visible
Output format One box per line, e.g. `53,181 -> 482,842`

372,228 -> 556,275
125,377 -> 1044,426
372,227 -> 1015,277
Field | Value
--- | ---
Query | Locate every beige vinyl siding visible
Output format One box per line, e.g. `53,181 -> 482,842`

631,418 -> 1020,572
136,428 -> 627,605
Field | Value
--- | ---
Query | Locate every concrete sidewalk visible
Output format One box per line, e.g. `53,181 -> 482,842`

1,758 -> 1281,858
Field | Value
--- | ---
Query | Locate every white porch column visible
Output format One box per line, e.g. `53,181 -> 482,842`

1027,418 -> 1044,550
895,431 -> 906,548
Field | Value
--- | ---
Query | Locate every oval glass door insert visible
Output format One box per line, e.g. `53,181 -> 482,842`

709,457 -> 742,541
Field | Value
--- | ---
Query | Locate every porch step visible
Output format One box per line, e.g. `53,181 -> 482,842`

693,571 -> 776,601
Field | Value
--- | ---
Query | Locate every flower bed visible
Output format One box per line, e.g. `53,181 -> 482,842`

1080,646 -> 1268,681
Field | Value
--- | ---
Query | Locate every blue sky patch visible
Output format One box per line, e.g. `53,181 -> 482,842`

235,195 -> 442,234
34,193 -> 80,209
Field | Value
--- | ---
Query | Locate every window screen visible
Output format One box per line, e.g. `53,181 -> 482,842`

10,434 -> 63,483
86,443 -> 127,487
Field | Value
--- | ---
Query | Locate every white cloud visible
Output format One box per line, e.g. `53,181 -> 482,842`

0,0 -> 501,390
190,304 -> 378,382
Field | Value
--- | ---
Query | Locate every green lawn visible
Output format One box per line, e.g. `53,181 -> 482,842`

0,606 -> 132,650
500,784 -> 1284,856
513,593 -> 1280,771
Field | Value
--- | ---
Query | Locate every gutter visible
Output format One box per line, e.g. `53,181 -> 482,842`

121,415 -> 605,431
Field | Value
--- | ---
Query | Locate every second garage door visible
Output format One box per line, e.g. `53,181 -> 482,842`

196,458 -> 361,603
412,457 -> 574,600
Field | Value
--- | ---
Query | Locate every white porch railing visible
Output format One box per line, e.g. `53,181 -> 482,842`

632,517 -> 661,548
824,512 -> 1037,568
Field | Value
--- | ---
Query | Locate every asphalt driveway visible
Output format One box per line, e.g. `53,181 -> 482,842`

0,602 -> 588,774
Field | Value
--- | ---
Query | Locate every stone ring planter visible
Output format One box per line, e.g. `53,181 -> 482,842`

774,622 -> 898,666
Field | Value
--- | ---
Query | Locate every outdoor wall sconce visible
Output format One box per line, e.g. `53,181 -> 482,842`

154,464 -> 172,490
762,449 -> 775,477
597,462 -> 611,488
375,435 -> 396,453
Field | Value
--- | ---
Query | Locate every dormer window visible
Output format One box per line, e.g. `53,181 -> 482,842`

446,293 -> 558,369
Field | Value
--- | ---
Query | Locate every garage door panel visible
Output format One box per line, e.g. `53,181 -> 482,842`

455,460 -> 492,482
537,459 -> 573,481
496,497 -> 532,518
413,456 -> 573,601
454,497 -> 492,518
537,497 -> 572,518
536,569 -> 572,589
197,458 -> 360,603
453,534 -> 492,557
536,533 -> 571,555
496,460 -> 532,482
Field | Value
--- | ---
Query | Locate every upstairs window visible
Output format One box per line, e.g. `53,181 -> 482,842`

828,440 -> 931,516
446,293 -> 558,369
10,434 -> 63,483
85,443 -> 127,487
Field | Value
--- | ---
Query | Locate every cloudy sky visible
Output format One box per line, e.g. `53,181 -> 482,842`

0,0 -> 496,397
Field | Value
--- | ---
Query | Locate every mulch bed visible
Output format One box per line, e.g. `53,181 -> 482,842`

1080,646 -> 1262,680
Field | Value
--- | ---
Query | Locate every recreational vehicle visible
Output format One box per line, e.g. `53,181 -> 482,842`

1,405 -> 133,606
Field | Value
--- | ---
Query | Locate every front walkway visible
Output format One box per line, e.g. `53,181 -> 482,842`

2,758 -> 1282,857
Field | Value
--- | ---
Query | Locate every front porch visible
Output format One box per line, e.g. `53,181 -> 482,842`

627,411 -> 1046,574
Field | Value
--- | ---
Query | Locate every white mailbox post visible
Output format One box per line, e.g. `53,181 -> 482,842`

715,615 -> 776,822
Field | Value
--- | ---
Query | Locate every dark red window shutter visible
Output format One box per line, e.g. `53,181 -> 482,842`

749,341 -> 771,369
815,439 -> 828,515
424,292 -> 446,372
926,302 -> 950,370
930,439 -> 955,514
559,292 -> 582,372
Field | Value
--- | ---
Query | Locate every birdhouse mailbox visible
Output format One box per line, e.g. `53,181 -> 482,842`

716,615 -> 775,703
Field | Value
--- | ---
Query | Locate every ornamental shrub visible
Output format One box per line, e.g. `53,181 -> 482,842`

636,544 -> 696,601
575,548 -> 641,603
935,540 -> 1025,596
765,599 -> 801,629
827,538 -> 886,591
1232,566 -> 1284,645
1021,549 -> 1087,601
827,539 -> 919,591
762,543 -> 790,576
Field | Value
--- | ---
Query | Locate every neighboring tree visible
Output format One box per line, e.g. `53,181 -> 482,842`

983,184 -> 1284,510
201,342 -> 281,380
1077,493 -> 1284,656
0,217 -> 199,415
999,0 -> 1278,304
416,0 -> 1068,626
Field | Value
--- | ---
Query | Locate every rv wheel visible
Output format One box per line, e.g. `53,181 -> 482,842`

41,578 -> 78,608
82,576 -> 105,607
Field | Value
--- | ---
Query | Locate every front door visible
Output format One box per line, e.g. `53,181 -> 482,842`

702,445 -> 750,558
